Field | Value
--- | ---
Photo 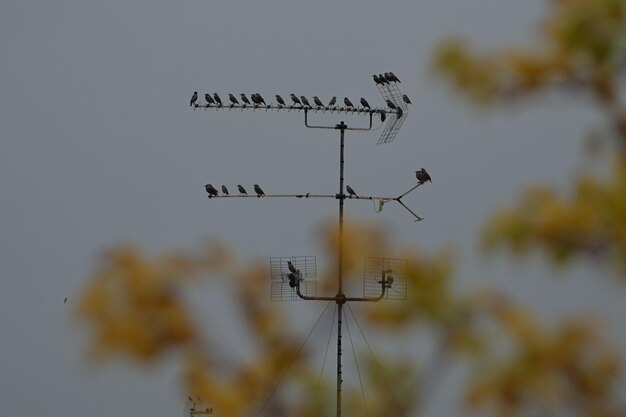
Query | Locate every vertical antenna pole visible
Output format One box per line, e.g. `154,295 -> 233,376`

336,122 -> 347,417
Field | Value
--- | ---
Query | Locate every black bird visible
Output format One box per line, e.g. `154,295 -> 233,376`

275,95 -> 286,106
240,94 -> 251,105
378,73 -> 387,84
300,96 -> 311,107
359,98 -> 371,109
328,96 -> 337,107
313,96 -> 324,108
228,93 -> 239,106
384,72 -> 395,83
213,93 -> 222,106
344,97 -> 354,108
255,94 -> 267,105
389,72 -> 401,83
254,184 -> 265,197
386,99 -> 397,110
346,185 -> 357,197
287,261 -> 297,273
221,185 -> 229,195
250,94 -> 261,105
205,93 -> 215,105
290,93 -> 302,106
402,94 -> 412,105
205,184 -> 219,196
190,91 -> 198,106
373,74 -> 382,85
415,168 -> 432,184
237,184 -> 248,195
380,110 -> 386,122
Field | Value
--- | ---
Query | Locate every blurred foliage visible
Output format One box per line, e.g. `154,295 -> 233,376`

483,159 -> 626,272
434,0 -> 626,277
76,1 -> 626,416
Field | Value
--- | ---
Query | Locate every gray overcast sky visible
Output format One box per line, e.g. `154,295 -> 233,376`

1,1 -> 625,416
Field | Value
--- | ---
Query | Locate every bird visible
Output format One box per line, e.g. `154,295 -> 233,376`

205,184 -> 219,196
360,98 -> 371,109
190,91 -> 198,106
346,185 -> 357,197
415,168 -> 432,184
228,93 -> 239,106
237,184 -> 248,195
250,94 -> 261,105
389,72 -> 401,83
254,184 -> 265,197
402,94 -> 412,105
328,96 -> 337,107
313,96 -> 324,108
300,96 -> 311,107
384,72 -> 395,83
386,99 -> 397,109
290,93 -> 302,106
213,93 -> 222,106
275,95 -> 286,106
373,74 -> 382,85
255,94 -> 267,105
64,297 -> 67,304
240,94 -> 251,105
378,74 -> 387,84
205,93 -> 215,105
221,185 -> 229,195
344,97 -> 354,108
380,110 -> 386,122
287,261 -> 297,273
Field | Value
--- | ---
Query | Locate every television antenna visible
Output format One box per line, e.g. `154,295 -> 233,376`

191,72 -> 428,417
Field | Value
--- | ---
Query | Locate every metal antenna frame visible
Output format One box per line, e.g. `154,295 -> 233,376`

193,74 -> 422,417
294,115 -> 395,417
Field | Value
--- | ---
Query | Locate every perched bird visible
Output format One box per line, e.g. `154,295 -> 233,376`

287,261 -> 297,273
373,74 -> 382,85
213,93 -> 222,106
205,93 -> 215,105
290,93 -> 302,106
240,94 -> 251,105
402,94 -> 412,105
250,94 -> 261,105
300,96 -> 311,107
328,96 -> 337,107
359,98 -> 371,109
346,185 -> 357,197
275,94 -> 286,106
386,99 -> 397,109
313,96 -> 324,108
190,91 -> 198,106
221,185 -> 229,195
344,97 -> 354,108
237,184 -> 248,195
255,93 -> 267,105
378,74 -> 387,84
228,93 -> 239,105
254,184 -> 265,197
205,184 -> 219,196
389,72 -> 401,83
380,110 -> 387,122
415,168 -> 432,184
384,72 -> 396,83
